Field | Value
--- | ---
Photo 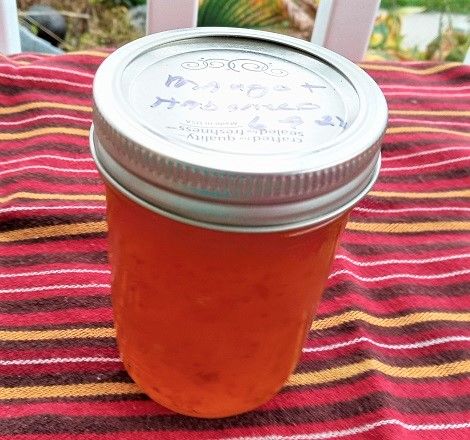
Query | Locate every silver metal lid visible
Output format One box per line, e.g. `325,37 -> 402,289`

91,27 -> 387,231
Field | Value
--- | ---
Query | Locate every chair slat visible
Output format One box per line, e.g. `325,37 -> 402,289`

0,0 -> 21,54
147,0 -> 198,34
311,0 -> 380,61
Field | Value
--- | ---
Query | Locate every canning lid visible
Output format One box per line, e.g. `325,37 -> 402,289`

91,27 -> 387,232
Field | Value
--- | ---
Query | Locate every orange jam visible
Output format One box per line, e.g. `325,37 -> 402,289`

92,28 -> 387,418
106,183 -> 348,418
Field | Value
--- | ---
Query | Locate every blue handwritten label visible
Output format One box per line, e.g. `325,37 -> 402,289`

132,49 -> 349,153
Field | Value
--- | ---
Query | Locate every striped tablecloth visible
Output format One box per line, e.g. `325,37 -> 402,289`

0,52 -> 469,439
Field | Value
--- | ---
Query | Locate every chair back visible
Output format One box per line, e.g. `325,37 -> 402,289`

1,0 -> 380,61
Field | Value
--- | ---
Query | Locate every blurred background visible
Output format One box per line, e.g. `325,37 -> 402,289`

16,0 -> 469,61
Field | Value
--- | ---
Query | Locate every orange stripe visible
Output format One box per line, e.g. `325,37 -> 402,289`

347,221 -> 470,233
0,327 -> 115,341
359,63 -> 460,75
0,221 -> 107,243
0,192 -> 105,203
0,102 -> 91,115
369,189 -> 470,199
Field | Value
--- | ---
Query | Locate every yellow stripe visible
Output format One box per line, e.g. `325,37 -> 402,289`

0,327 -> 115,341
72,50 -> 110,58
0,221 -> 107,243
1,359 -> 468,400
0,127 -> 89,140
347,221 -> 470,233
0,102 -> 91,114
0,216 -> 467,243
6,218 -> 468,243
288,359 -> 470,386
0,382 -> 140,400
10,189 -> 464,204
369,189 -> 470,199
359,63 -> 460,75
2,311 -> 466,342
11,60 -> 29,65
0,221 -> 107,242
389,109 -> 470,117
311,310 -> 470,331
0,192 -> 105,203
386,126 -> 470,138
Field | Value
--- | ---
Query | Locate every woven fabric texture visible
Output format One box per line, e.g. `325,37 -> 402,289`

0,51 -> 469,439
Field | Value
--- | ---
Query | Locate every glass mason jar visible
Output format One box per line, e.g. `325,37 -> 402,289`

91,28 -> 387,418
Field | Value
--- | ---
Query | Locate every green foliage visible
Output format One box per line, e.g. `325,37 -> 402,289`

79,5 -> 142,48
369,7 -> 469,62
426,28 -> 470,61
198,0 -> 289,29
90,0 -> 146,6
380,0 -> 469,14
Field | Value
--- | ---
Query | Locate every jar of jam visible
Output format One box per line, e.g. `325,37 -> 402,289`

90,28 -> 387,418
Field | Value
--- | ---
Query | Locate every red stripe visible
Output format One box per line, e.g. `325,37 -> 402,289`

0,238 -> 108,257
318,293 -> 470,315
0,346 -> 117,360
0,307 -> 113,327
0,411 -> 468,440
0,136 -> 89,151
0,92 -> 91,107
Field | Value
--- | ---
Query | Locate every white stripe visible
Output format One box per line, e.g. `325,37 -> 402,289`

382,146 -> 470,161
335,252 -> 470,267
0,154 -> 93,166
328,269 -> 470,282
388,118 -> 470,128
354,206 -> 470,214
380,84 -> 470,91
0,165 -> 97,176
224,419 -> 470,440
0,283 -> 110,293
0,72 -> 91,89
384,91 -> 470,97
382,157 -> 470,172
303,335 -> 470,353
0,269 -> 110,279
0,63 -> 94,79
0,205 -> 104,214
0,114 -> 91,126
3,336 -> 467,365
0,357 -> 120,366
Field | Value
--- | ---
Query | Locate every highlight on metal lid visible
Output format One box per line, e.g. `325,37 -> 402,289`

91,27 -> 388,231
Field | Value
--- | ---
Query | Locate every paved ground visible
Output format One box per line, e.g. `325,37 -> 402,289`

399,12 -> 469,50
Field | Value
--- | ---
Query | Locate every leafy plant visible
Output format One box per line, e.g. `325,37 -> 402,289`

198,0 -> 286,29
426,27 -> 470,61
368,5 -> 469,61
197,0 -> 317,39
380,0 -> 469,14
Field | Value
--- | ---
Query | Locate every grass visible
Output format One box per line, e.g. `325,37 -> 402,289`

380,0 -> 470,14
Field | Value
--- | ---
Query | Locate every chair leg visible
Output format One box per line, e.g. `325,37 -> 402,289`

0,0 -> 21,54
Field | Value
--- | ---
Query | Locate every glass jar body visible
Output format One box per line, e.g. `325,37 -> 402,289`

106,184 -> 348,418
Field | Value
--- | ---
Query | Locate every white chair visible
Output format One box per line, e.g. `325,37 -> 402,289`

1,0 -> 380,61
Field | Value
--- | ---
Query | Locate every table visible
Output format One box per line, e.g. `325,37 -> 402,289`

0,51 -> 469,439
